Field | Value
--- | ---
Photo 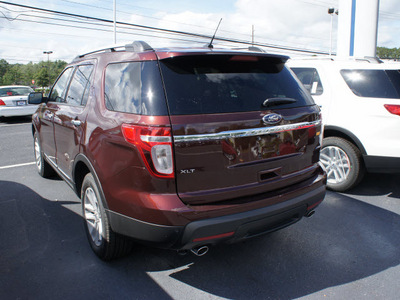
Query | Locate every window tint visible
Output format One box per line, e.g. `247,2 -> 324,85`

0,87 -> 33,97
66,64 -> 94,106
291,67 -> 323,95
159,55 -> 314,115
341,69 -> 400,99
104,61 -> 168,115
48,68 -> 73,102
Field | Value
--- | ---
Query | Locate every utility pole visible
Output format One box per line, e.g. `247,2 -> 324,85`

252,25 -> 255,46
328,7 -> 338,56
113,0 -> 117,44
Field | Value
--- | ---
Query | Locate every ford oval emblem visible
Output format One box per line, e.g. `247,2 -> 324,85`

262,113 -> 283,125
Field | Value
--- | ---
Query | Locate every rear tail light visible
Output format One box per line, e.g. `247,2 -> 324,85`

122,124 -> 174,178
384,104 -> 400,116
0,99 -> 5,106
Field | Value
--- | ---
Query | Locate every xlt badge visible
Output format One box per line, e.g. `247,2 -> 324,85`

180,169 -> 195,174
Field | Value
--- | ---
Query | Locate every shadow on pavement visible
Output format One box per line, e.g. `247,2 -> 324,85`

0,116 -> 32,125
345,173 -> 400,198
0,181 -> 171,300
166,189 -> 400,299
1,180 -> 399,299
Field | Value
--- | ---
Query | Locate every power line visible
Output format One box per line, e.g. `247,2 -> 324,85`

0,1 -> 330,55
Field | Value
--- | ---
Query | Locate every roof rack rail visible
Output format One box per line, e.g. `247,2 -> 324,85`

232,46 -> 266,53
355,56 -> 383,64
74,41 -> 153,60
247,46 -> 265,53
288,55 -> 384,64
125,41 -> 153,52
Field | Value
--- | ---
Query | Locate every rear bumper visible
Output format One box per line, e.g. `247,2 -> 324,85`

0,105 -> 38,117
107,175 -> 326,250
363,155 -> 400,173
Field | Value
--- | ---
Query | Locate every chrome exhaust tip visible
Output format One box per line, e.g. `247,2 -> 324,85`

305,210 -> 315,218
190,246 -> 209,256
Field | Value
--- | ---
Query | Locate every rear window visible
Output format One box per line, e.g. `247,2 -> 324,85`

341,69 -> 400,99
159,55 -> 314,115
291,67 -> 324,95
104,61 -> 168,115
0,87 -> 33,97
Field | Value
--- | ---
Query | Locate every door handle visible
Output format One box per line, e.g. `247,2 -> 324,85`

71,120 -> 82,126
44,111 -> 53,119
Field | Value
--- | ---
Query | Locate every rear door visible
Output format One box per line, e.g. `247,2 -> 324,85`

159,54 -> 322,205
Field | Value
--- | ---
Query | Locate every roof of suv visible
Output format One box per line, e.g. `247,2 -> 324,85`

72,40 -> 289,63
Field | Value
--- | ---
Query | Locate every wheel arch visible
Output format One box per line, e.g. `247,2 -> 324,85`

73,154 -> 109,210
323,125 -> 367,155
31,124 -> 36,136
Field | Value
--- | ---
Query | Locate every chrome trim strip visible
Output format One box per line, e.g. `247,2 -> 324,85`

141,135 -> 172,143
174,120 -> 321,143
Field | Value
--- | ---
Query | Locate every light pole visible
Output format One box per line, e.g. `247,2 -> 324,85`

43,51 -> 53,89
328,8 -> 338,56
113,0 -> 116,44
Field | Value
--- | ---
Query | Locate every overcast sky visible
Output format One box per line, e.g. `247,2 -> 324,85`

1,0 -> 400,64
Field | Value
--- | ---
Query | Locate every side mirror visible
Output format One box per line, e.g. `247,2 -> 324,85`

28,92 -> 45,104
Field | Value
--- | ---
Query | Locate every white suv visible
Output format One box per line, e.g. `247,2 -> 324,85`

288,57 -> 400,192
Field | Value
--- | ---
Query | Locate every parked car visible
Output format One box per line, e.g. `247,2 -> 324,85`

288,57 -> 400,192
0,85 -> 37,117
29,41 -> 326,260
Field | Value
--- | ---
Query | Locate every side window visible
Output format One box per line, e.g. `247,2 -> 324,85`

48,68 -> 73,103
65,64 -> 94,106
341,69 -> 400,99
104,61 -> 168,116
291,67 -> 324,95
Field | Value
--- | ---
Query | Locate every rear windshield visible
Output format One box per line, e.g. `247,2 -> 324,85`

159,55 -> 314,115
341,69 -> 400,99
0,87 -> 33,97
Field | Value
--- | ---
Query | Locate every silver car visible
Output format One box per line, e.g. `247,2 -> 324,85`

0,85 -> 37,117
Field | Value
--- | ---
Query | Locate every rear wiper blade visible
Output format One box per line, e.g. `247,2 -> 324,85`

263,97 -> 297,107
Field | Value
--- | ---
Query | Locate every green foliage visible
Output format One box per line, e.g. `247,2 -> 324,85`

0,59 -> 67,87
377,47 -> 400,60
36,68 -> 49,87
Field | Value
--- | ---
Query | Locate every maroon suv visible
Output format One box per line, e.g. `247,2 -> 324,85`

29,41 -> 326,260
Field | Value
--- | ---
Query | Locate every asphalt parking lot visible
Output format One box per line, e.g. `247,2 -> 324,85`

1,116 -> 399,300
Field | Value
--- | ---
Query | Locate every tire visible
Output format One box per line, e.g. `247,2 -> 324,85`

34,132 -> 55,178
81,173 -> 133,260
320,137 -> 365,192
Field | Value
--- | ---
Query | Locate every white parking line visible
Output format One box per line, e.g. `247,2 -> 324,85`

0,162 -> 36,170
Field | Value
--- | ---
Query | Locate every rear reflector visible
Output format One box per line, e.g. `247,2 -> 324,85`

307,199 -> 323,211
193,231 -> 235,242
0,99 -> 5,106
384,104 -> 400,116
122,124 -> 174,178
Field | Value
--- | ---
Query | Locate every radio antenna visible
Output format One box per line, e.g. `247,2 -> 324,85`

208,18 -> 222,49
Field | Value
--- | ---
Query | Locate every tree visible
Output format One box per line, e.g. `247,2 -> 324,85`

377,47 -> 400,60
0,59 -> 9,85
2,65 -> 23,85
36,67 -> 49,87
0,58 -> 68,87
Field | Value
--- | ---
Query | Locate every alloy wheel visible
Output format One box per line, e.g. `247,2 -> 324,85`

34,137 -> 42,172
320,146 -> 351,184
83,187 -> 103,247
